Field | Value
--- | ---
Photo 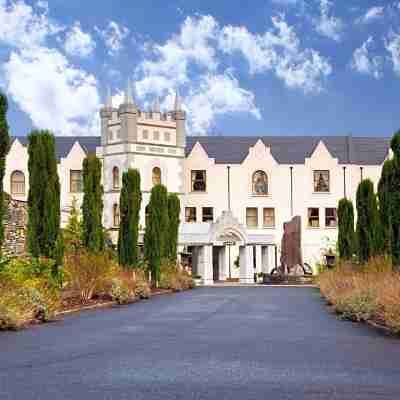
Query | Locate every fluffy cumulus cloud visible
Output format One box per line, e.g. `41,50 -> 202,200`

219,15 -> 332,92
350,37 -> 383,79
0,0 -> 100,136
3,47 -> 100,135
385,31 -> 400,76
357,6 -> 385,24
95,21 -> 129,56
64,22 -> 96,58
314,0 -> 344,41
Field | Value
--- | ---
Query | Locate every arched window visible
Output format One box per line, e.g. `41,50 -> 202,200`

152,167 -> 161,186
252,171 -> 268,195
112,166 -> 120,190
113,203 -> 120,227
10,171 -> 25,196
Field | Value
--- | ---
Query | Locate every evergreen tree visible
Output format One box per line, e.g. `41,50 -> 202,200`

390,131 -> 400,266
27,131 -> 61,258
118,168 -> 142,268
356,179 -> 380,263
0,92 -> 10,251
337,198 -> 355,260
144,184 -> 169,286
82,154 -> 104,253
64,196 -> 83,252
377,159 -> 395,255
167,193 -> 180,263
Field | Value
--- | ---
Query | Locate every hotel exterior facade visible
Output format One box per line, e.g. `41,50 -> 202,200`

5,90 -> 391,284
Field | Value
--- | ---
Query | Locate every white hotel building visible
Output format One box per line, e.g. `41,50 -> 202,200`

4,88 -> 391,284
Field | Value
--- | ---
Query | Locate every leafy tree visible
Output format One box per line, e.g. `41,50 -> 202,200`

118,169 -> 142,268
390,131 -> 400,266
0,92 -> 10,251
144,184 -> 169,286
356,179 -> 380,263
27,131 -> 61,258
377,159 -> 395,255
64,196 -> 83,252
167,193 -> 180,263
337,198 -> 355,260
82,154 -> 104,252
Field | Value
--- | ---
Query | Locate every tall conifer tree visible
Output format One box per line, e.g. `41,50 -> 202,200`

118,169 -> 142,268
356,179 -> 380,263
390,131 -> 400,266
27,131 -> 60,257
167,193 -> 180,263
0,92 -> 10,251
82,154 -> 104,252
337,198 -> 355,260
144,184 -> 169,286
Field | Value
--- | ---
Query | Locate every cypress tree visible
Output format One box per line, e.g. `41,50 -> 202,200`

377,159 -> 395,255
144,184 -> 169,286
82,154 -> 104,253
167,193 -> 181,263
337,198 -> 355,260
0,92 -> 10,251
118,168 -> 142,268
356,179 -> 380,263
27,131 -> 61,258
390,131 -> 400,266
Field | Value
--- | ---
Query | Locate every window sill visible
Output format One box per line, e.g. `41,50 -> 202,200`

307,226 -> 321,230
251,194 -> 270,198
313,192 -> 331,195
325,226 -> 338,230
262,226 -> 276,230
190,191 -> 207,194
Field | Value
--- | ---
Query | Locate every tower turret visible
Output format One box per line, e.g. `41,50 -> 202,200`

119,79 -> 138,143
174,90 -> 186,148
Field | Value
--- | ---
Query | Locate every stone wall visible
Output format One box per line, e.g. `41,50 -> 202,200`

1,194 -> 28,257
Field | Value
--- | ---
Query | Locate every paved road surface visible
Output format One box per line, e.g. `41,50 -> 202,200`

1,287 -> 400,400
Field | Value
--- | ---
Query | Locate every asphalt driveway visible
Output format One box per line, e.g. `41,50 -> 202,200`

1,287 -> 400,400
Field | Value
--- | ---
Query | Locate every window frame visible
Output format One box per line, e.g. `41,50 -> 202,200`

70,170 -> 83,194
113,203 -> 120,227
308,207 -> 320,228
112,166 -> 120,190
191,170 -> 207,192
263,208 -> 275,228
313,170 -> 330,193
202,207 -> 214,223
325,207 -> 337,228
10,170 -> 25,196
246,207 -> 258,229
185,207 -> 197,223
252,170 -> 268,196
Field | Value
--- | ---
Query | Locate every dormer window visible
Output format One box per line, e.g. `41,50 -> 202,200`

70,170 -> 83,193
11,171 -> 26,196
252,170 -> 268,195
314,170 -> 330,193
191,170 -> 206,192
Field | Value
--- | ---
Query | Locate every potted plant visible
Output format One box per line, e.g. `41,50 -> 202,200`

256,272 -> 264,283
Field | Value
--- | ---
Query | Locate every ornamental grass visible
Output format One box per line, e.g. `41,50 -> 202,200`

319,256 -> 400,334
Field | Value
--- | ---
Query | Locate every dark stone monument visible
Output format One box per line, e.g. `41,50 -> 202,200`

280,215 -> 303,275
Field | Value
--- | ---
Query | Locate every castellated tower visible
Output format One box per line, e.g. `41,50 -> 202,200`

98,81 -> 187,241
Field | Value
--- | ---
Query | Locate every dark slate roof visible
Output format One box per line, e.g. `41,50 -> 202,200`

186,136 -> 391,165
12,135 -> 390,165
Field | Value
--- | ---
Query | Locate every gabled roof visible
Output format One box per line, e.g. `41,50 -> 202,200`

186,136 -> 391,165
11,135 -> 391,165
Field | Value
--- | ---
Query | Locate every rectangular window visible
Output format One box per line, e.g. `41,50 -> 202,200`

70,170 -> 83,193
314,170 -> 330,192
153,131 -> 160,140
185,207 -> 197,223
325,208 -> 337,228
164,132 -> 170,142
202,207 -> 214,222
142,130 -> 149,139
246,208 -> 258,228
263,208 -> 275,228
308,208 -> 320,228
191,170 -> 206,192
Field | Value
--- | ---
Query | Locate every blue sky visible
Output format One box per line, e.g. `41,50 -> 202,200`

0,0 -> 399,138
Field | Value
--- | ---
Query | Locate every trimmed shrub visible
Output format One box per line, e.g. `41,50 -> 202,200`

110,278 -> 135,305
134,269 -> 151,299
390,131 -> 400,266
337,198 -> 355,260
167,193 -> 181,262
159,261 -> 194,292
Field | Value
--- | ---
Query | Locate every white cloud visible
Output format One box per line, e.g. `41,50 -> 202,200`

385,31 -> 400,75
357,6 -> 385,24
3,47 -> 100,136
95,21 -> 129,56
219,15 -> 332,92
64,22 -> 96,58
350,37 -> 383,79
314,0 -> 344,41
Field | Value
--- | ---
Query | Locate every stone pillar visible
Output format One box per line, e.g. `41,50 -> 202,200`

255,245 -> 263,274
261,246 -> 269,273
198,245 -> 213,285
218,246 -> 229,281
239,245 -> 254,284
